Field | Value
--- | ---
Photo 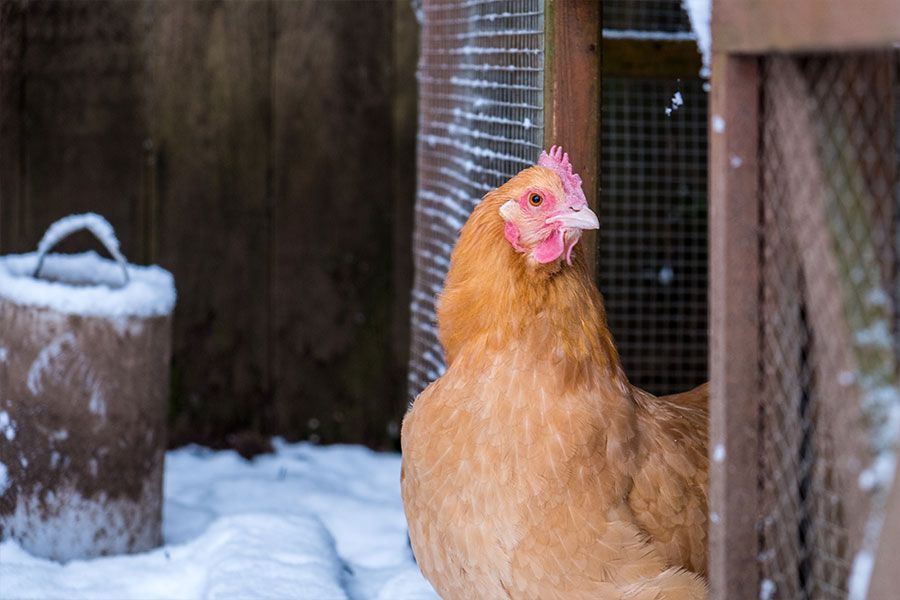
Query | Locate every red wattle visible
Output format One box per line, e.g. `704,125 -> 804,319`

533,229 -> 565,264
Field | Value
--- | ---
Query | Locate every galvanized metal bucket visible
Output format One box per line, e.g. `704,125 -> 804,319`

0,214 -> 176,561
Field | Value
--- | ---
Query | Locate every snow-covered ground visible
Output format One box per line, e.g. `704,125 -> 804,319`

0,441 -> 438,600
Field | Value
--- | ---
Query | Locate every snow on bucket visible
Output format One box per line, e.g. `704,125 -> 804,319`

0,213 -> 176,561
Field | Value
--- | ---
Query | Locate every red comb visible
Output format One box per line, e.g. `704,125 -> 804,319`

537,145 -> 586,207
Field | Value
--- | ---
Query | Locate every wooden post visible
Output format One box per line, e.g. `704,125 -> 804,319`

708,53 -> 761,599
543,0 -> 601,276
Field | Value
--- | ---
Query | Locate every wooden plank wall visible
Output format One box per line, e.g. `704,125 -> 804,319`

0,0 -> 416,450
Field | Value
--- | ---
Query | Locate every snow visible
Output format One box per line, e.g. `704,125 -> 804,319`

0,210 -> 173,320
838,370 -> 857,386
867,287 -> 890,307
26,332 -> 76,395
602,29 -> 697,42
664,91 -> 684,116
711,114 -> 725,133
682,0 -> 711,77
849,550 -> 875,600
759,579 -> 776,600
712,444 -> 725,463
0,251 -> 175,319
0,462 -> 9,496
0,441 -> 436,600
657,266 -> 675,285
858,453 -> 897,491
5,481 -> 161,562
0,411 -> 15,441
35,214 -> 126,276
847,300 -> 900,595
854,320 -> 892,349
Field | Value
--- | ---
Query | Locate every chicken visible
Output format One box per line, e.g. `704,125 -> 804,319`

401,147 -> 708,599
629,384 -> 709,575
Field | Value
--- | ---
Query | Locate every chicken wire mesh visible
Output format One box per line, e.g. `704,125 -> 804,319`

599,76 -> 708,396
409,0 -> 544,400
600,0 -> 709,396
757,52 -> 899,599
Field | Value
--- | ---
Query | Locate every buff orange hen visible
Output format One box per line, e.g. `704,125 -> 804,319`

401,147 -> 708,599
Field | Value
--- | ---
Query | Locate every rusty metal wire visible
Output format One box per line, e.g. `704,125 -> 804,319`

409,0 -> 544,400
757,52 -> 899,599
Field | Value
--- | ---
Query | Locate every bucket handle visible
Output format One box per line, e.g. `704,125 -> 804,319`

32,213 -> 130,287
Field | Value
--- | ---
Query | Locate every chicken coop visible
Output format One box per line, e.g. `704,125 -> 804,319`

409,0 -> 900,597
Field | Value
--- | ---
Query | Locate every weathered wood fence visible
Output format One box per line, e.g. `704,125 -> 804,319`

0,0 -> 417,449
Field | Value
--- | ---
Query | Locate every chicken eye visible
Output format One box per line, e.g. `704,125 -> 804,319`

529,193 -> 543,207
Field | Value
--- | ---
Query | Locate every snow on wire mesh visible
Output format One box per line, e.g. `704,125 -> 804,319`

408,0 -> 544,400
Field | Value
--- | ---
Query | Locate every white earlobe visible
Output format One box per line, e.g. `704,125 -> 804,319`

499,199 -> 519,221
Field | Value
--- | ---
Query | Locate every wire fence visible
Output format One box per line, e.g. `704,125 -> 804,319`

599,75 -> 709,395
757,51 -> 899,599
409,0 -> 544,400
600,0 -> 709,396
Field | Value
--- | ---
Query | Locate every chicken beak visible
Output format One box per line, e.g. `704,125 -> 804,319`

545,205 -> 599,232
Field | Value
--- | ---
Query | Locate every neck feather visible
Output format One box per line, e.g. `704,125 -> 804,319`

437,193 -> 623,384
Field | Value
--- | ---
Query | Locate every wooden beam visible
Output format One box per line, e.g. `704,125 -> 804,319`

602,38 -> 702,79
543,0 -> 601,276
708,53 -> 761,599
714,0 -> 900,54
